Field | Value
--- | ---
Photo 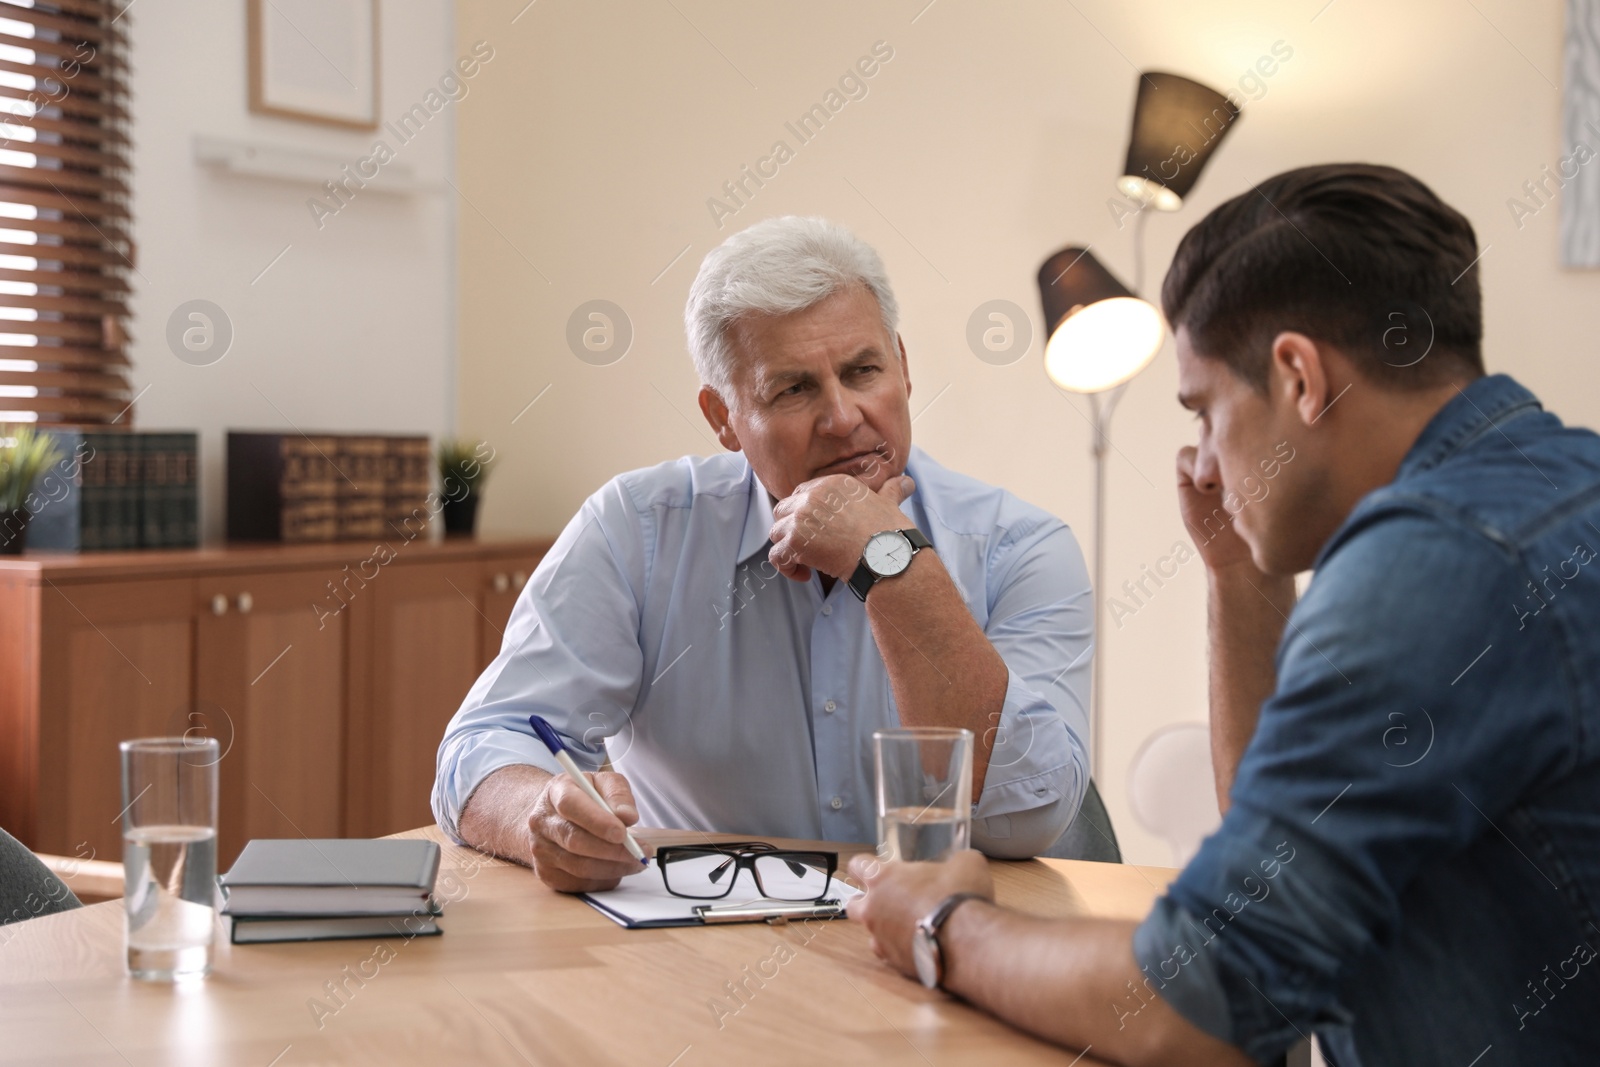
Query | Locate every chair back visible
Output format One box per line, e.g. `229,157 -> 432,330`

0,827 -> 83,926
1128,722 -> 1221,867
1039,778 -> 1122,862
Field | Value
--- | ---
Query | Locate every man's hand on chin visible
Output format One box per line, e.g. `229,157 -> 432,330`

846,850 -> 993,976
769,473 -> 917,582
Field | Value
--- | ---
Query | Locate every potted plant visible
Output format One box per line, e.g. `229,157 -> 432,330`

437,438 -> 494,537
0,425 -> 63,555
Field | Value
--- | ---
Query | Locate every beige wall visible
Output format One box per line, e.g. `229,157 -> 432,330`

455,0 -> 1590,865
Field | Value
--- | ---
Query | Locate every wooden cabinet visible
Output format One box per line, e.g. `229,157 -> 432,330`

34,578 -> 196,867
196,569 -> 348,862
0,537 -> 548,868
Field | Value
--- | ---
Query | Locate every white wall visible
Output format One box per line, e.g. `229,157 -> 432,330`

129,0 -> 458,542
455,0 -> 1595,865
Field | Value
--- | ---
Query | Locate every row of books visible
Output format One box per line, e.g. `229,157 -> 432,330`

227,432 -> 434,543
26,431 -> 199,551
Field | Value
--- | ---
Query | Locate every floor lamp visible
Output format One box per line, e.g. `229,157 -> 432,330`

1037,249 -> 1164,777
1036,71 -> 1241,779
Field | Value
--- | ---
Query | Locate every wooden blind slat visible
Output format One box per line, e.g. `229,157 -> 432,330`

8,318 -> 104,344
0,239 -> 130,268
0,292 -> 126,316
0,30 -> 111,67
0,58 -> 120,97
0,367 -> 124,391
0,266 -> 129,293
3,0 -> 124,22
0,343 -> 128,368
0,111 -> 132,148
0,83 -> 127,122
0,216 -> 131,246
0,3 -> 123,47
0,140 -> 126,173
0,184 -> 127,220
0,394 -> 130,417
0,163 -> 126,197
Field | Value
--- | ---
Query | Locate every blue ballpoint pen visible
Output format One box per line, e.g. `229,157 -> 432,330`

529,714 -> 648,865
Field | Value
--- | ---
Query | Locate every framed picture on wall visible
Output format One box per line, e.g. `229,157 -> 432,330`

248,0 -> 379,130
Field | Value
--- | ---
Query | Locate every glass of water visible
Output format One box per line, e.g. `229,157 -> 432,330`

120,737 -> 219,980
873,727 -> 974,862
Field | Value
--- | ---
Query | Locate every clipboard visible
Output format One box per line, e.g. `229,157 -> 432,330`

579,859 -> 860,929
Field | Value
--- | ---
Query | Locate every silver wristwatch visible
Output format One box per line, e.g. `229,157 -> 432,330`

912,892 -> 985,990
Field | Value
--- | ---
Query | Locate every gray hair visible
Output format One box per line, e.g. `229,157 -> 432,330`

685,216 -> 900,400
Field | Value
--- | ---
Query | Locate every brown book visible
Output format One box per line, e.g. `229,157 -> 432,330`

228,432 -> 339,542
383,435 -> 433,539
335,436 -> 387,541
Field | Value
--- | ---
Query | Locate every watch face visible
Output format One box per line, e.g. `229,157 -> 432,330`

912,927 -> 940,989
864,530 -> 913,577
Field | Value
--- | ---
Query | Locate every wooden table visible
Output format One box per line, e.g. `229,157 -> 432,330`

0,827 -> 1178,1066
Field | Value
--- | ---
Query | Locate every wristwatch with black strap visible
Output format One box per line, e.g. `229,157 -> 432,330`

912,891 -> 986,990
848,526 -> 932,602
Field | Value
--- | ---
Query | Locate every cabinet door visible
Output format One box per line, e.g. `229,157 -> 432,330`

354,560 -> 483,838
37,578 -> 197,863
197,570 -> 347,866
476,553 -> 542,668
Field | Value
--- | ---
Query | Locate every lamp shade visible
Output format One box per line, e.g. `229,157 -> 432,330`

1037,247 -> 1165,393
1117,72 -> 1240,211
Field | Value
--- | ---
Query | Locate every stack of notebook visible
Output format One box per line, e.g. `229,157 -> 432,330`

219,838 -> 443,944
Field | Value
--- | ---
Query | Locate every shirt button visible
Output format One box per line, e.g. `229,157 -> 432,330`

830,796 -> 843,810
824,700 -> 837,713
822,604 -> 833,616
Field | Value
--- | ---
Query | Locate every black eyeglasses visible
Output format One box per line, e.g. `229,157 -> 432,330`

656,842 -> 837,901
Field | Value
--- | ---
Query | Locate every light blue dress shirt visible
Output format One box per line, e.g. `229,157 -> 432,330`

432,445 -> 1092,858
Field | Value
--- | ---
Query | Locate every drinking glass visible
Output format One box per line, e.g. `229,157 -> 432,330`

873,727 -> 974,862
120,737 -> 219,979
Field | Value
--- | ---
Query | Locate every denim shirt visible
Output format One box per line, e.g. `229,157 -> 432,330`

1132,375 -> 1600,1065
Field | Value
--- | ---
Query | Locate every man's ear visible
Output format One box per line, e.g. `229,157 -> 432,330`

896,333 -> 911,400
697,385 -> 743,452
1269,331 -> 1332,428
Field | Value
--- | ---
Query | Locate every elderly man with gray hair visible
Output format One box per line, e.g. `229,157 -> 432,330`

433,216 -> 1094,891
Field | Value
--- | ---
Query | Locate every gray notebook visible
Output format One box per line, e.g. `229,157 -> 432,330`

220,838 -> 441,916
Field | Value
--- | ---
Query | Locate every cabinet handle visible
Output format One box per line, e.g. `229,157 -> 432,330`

492,573 -> 510,593
210,594 -> 228,617
512,571 -> 527,588
236,592 -> 253,614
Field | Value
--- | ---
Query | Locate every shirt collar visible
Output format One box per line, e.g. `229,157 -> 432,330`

1396,373 -> 1541,480
736,464 -> 777,567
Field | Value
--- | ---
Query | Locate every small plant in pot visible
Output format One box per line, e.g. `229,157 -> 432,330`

438,439 -> 495,537
0,425 -> 63,555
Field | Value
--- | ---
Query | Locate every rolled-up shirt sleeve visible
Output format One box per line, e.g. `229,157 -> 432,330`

431,479 -> 646,842
1131,515 -> 1573,1062
968,520 -> 1093,858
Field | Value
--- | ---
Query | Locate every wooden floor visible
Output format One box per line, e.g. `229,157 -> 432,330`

0,826 -> 1179,1066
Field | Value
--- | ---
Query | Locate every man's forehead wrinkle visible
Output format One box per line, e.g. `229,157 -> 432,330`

748,344 -> 879,390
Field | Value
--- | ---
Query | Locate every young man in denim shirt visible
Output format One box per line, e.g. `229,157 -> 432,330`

849,163 -> 1600,1065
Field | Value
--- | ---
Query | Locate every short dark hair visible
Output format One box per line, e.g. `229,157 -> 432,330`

1162,163 -> 1485,390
